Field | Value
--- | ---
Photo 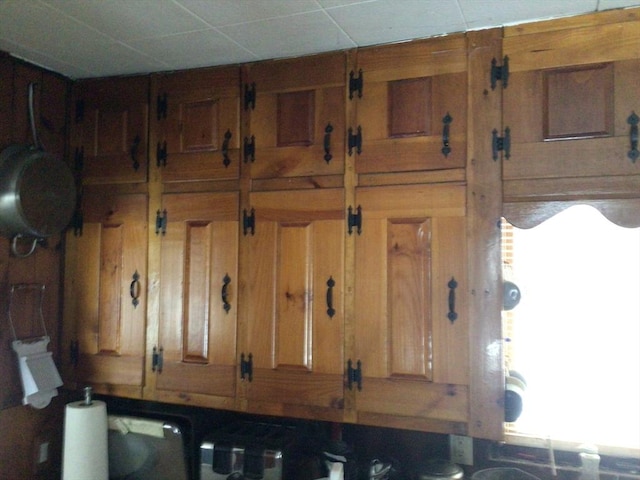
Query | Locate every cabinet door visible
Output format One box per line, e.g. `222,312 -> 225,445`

354,184 -> 469,433
155,67 -> 241,183
354,35 -> 467,175
72,76 -> 149,184
63,189 -> 148,397
156,192 -> 239,408
502,13 -> 640,197
241,189 -> 345,420
246,53 -> 346,181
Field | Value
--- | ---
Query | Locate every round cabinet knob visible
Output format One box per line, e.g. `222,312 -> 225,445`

503,281 -> 521,310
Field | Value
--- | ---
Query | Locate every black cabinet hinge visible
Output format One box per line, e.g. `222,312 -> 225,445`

244,83 -> 256,110
347,205 -> 362,235
74,146 -> 84,172
240,353 -> 253,381
348,126 -> 362,156
349,69 -> 363,99
347,359 -> 362,391
243,135 -> 255,163
492,127 -> 511,161
152,346 -> 163,373
71,207 -> 84,237
155,209 -> 167,235
75,99 -> 84,123
243,208 -> 255,236
69,340 -> 79,367
491,56 -> 509,90
156,141 -> 167,167
157,93 -> 168,120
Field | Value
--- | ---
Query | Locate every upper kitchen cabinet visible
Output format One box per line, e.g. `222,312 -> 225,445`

352,35 -> 467,182
243,52 -> 347,188
353,183 -> 469,434
154,191 -> 239,409
62,186 -> 148,398
71,76 -> 149,185
153,67 -> 241,184
502,9 -> 640,206
239,189 -> 345,421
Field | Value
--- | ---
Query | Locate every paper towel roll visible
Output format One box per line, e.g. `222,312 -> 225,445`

62,400 -> 108,480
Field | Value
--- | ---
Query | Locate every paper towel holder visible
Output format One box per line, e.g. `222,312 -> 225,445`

83,386 -> 94,405
8,283 -> 63,408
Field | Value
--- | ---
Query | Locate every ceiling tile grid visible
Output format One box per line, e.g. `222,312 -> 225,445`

0,0 -> 639,79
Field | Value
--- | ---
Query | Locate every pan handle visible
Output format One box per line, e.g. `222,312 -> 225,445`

11,235 -> 40,258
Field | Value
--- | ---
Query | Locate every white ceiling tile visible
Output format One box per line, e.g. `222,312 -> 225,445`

129,29 -> 257,70
326,0 -> 467,46
0,39 -> 93,78
458,0 -> 598,29
318,0 -> 377,7
177,0 -> 322,27
220,10 -> 356,59
0,1 -> 112,60
599,0 -> 640,8
41,0 -> 210,41
70,43 -> 171,77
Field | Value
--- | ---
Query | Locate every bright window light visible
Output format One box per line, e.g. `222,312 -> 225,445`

503,205 -> 640,453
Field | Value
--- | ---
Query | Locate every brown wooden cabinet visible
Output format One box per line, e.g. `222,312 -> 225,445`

71,76 -> 149,185
244,53 -> 346,188
239,188 -> 345,421
352,183 -> 469,433
154,67 -> 241,184
352,35 -> 467,179
154,191 -> 239,409
502,11 -> 640,211
52,8 -> 639,444
62,186 -> 148,398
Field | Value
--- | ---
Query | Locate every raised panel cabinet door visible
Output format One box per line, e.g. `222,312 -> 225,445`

241,189 -> 345,419
245,52 -> 346,180
71,76 -> 149,184
156,191 -> 239,408
502,13 -> 640,195
353,184 -> 469,433
353,35 -> 467,175
155,67 -> 241,183
63,189 -> 148,397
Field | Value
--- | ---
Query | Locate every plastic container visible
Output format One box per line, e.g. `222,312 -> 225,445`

471,468 -> 541,480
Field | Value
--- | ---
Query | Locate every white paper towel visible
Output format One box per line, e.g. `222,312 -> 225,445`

62,400 -> 109,480
329,461 -> 344,480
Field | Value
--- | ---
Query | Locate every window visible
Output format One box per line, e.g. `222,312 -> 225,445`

502,205 -> 640,456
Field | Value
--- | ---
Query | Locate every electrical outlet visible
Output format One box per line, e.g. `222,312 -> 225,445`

449,434 -> 473,465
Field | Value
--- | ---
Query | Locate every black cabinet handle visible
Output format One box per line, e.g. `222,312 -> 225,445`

221,273 -> 231,313
628,112 -> 639,163
447,277 -> 458,323
324,123 -> 333,163
130,270 -> 141,308
222,129 -> 232,167
130,134 -> 141,171
441,113 -> 452,157
326,276 -> 336,318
